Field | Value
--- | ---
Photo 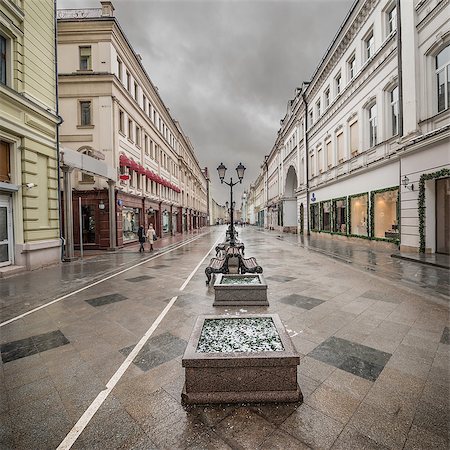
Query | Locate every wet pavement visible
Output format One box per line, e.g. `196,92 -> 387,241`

0,226 -> 449,449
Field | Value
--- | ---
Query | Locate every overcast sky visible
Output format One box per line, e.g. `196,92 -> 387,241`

58,0 -> 353,206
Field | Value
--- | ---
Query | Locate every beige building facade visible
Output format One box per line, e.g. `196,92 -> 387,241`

57,2 -> 208,251
0,0 -> 61,274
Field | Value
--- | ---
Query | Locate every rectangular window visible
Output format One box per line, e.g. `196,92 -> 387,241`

311,204 -> 319,231
326,141 -> 332,168
335,72 -> 342,95
135,125 -> 140,146
348,54 -> 356,80
80,101 -> 91,126
134,82 -> 138,100
310,153 -> 315,177
350,194 -> 368,236
126,71 -> 131,91
0,35 -> 7,85
337,132 -> 344,162
368,104 -> 377,147
144,134 -> 148,154
324,87 -> 330,108
128,119 -> 133,141
316,100 -> 321,118
143,95 -> 147,113
390,86 -> 399,136
436,45 -> 450,112
365,31 -> 374,60
333,199 -> 347,233
119,110 -> 124,133
318,147 -> 323,172
309,109 -> 313,127
79,46 -> 91,70
117,58 -> 122,81
0,141 -> 10,182
387,5 -> 397,34
350,121 -> 358,155
373,188 -> 399,239
321,201 -> 331,231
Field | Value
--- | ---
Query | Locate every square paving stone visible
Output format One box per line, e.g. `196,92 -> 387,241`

280,294 -> 325,310
85,293 -> 128,307
440,326 -> 449,345
125,275 -> 154,282
120,332 -> 187,372
1,330 -> 70,363
361,290 -> 400,304
308,336 -> 391,382
265,275 -> 296,283
146,264 -> 169,269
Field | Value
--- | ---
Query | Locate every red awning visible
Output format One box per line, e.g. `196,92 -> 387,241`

119,154 -> 131,167
129,160 -> 139,171
137,164 -> 146,175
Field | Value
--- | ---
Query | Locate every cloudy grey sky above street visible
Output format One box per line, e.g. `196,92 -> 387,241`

58,0 -> 353,206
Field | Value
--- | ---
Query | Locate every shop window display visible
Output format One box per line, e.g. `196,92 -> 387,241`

321,201 -> 331,232
373,188 -> 398,239
350,194 -> 368,236
311,204 -> 319,230
333,199 -> 347,233
123,207 -> 140,241
162,212 -> 170,233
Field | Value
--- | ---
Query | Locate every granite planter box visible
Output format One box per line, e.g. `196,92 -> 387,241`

181,314 -> 302,404
213,273 -> 269,306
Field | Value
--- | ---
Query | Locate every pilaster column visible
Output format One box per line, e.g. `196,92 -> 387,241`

62,165 -> 75,260
107,179 -> 117,250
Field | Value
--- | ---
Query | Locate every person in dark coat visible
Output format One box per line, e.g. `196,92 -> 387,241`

137,225 -> 145,252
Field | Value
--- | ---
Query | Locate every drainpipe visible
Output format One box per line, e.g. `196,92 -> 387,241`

302,82 -> 310,235
396,0 -> 403,248
54,0 -> 65,260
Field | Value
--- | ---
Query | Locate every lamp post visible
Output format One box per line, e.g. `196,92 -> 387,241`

217,162 -> 246,245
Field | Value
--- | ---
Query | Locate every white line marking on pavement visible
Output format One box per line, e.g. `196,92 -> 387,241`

56,295 -> 179,450
0,233 -> 206,328
179,234 -> 223,291
56,232 -> 221,450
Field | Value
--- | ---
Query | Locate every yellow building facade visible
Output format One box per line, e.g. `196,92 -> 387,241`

0,0 -> 61,273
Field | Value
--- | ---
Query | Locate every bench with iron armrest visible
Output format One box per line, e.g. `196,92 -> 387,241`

239,256 -> 263,275
215,241 -> 245,257
205,256 -> 228,285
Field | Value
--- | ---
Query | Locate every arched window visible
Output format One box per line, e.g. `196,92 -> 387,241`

436,44 -> 450,112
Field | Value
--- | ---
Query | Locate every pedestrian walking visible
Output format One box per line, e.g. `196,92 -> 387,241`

146,224 -> 157,251
137,225 -> 145,252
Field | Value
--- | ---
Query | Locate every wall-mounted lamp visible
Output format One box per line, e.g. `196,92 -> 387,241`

98,200 -> 105,210
22,183 -> 37,189
402,175 -> 414,191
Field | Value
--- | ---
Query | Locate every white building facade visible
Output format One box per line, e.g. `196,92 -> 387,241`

247,0 -> 449,255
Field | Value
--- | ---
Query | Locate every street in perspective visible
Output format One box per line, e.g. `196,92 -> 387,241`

0,0 -> 449,449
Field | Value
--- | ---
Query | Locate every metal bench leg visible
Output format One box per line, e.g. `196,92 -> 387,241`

205,268 -> 212,285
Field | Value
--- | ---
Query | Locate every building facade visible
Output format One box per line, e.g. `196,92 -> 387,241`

57,1 -> 208,251
0,0 -> 61,273
247,0 -> 449,254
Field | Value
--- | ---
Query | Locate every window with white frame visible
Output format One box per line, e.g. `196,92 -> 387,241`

117,58 -> 122,82
387,4 -> 397,35
368,103 -> 377,147
135,125 -> 141,146
436,44 -> 450,113
119,110 -> 124,133
335,72 -> 342,95
80,101 -> 91,126
324,87 -> 330,108
0,35 -> 7,85
348,54 -> 356,80
128,119 -> 133,141
134,82 -> 138,100
309,153 -> 315,177
126,71 -> 131,91
326,140 -> 332,168
316,99 -> 321,118
318,147 -> 323,172
79,46 -> 91,70
144,134 -> 148,154
143,95 -> 147,113
389,85 -> 399,136
337,132 -> 344,162
349,121 -> 358,155
365,31 -> 374,61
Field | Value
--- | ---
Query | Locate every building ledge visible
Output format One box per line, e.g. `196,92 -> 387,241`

0,265 -> 26,278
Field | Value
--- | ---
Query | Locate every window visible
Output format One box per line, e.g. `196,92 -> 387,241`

80,101 -> 91,126
309,153 -> 315,177
318,147 -> 323,172
335,72 -> 342,95
333,199 -> 347,233
135,125 -> 140,146
390,86 -> 399,136
126,71 -> 131,91
0,141 -> 10,182
337,132 -> 344,162
311,204 -> 319,230
321,201 -> 331,231
350,194 -> 368,236
326,140 -> 332,168
117,58 -> 122,81
349,121 -> 358,155
143,95 -> 147,113
436,45 -> 450,112
387,5 -> 397,35
134,82 -> 138,100
308,109 -> 313,127
316,100 -> 321,118
144,135 -> 148,155
368,103 -> 377,147
81,172 -> 94,183
0,35 -> 6,85
79,46 -> 91,70
373,188 -> 399,239
128,119 -> 133,141
365,31 -> 374,60
348,54 -> 356,80
119,110 -> 124,133
324,87 -> 330,108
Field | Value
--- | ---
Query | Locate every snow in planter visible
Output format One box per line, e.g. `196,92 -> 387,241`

220,275 -> 261,285
196,318 -> 284,353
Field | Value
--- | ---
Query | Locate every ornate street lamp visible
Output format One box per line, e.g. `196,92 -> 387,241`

217,162 -> 246,245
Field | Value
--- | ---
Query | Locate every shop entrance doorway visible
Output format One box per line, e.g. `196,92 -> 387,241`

436,177 -> 450,254
0,195 -> 13,267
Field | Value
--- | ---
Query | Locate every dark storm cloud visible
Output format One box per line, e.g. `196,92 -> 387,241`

58,0 -> 353,204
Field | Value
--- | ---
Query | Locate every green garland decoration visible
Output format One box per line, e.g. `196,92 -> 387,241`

418,168 -> 450,253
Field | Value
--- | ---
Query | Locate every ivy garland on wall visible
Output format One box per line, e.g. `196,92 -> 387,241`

369,186 -> 400,245
418,168 -> 450,253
